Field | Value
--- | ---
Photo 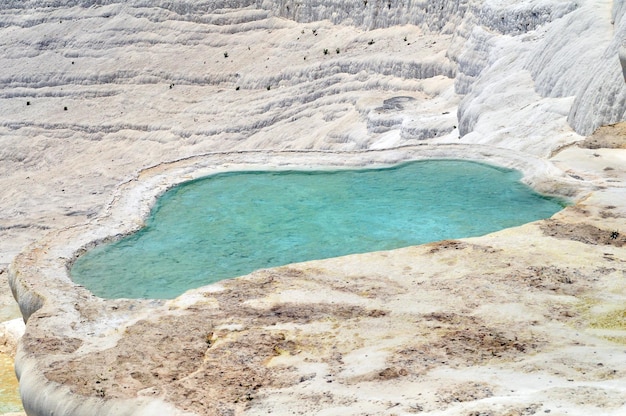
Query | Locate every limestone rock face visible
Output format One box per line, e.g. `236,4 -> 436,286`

457,0 -> 626,141
0,319 -> 25,356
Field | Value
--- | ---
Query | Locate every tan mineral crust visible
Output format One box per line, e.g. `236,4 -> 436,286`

2,1 -> 626,416
8,140 -> 626,416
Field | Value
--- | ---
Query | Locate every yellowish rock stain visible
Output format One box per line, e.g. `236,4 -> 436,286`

581,298 -> 626,344
0,352 -> 23,413
590,308 -> 626,330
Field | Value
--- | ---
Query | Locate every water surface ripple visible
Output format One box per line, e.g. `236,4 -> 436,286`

72,160 -> 565,299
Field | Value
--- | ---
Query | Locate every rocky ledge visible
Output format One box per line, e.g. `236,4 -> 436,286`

9,132 -> 626,415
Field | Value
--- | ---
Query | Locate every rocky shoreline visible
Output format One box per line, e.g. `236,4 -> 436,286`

9,137 -> 626,415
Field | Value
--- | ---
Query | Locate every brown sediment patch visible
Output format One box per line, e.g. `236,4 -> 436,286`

238,266 -> 409,301
496,404 -> 542,416
376,366 -> 409,380
44,296 -> 387,414
542,386 -> 626,409
506,265 -> 581,294
577,123 -> 626,149
345,365 -> 412,384
312,273 -> 408,300
386,313 -> 544,380
423,313 -> 540,364
436,381 -> 494,404
44,313 -> 209,399
165,331 -> 301,413
540,219 -> 625,247
600,205 -> 621,219
44,319 -> 296,414
427,240 -> 503,256
233,302 -> 388,325
427,239 -> 468,254
21,334 -> 83,356
211,275 -> 388,323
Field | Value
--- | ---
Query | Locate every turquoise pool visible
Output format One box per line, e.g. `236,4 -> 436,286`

71,160 -> 566,299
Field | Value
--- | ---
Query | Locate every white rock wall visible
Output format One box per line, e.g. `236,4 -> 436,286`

263,0 -> 626,137
456,0 -> 626,143
566,0 -> 626,134
2,0 -> 624,140
261,0 -> 469,32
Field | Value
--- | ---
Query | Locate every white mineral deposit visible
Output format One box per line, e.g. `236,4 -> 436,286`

1,0 -> 626,415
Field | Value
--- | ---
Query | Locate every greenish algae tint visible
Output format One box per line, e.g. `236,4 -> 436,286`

71,160 -> 566,299
0,352 -> 23,414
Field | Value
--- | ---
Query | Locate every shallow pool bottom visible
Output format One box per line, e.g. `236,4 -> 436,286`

71,160 -> 566,299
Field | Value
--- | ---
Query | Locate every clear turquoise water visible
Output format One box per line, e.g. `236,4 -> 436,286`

71,160 -> 566,299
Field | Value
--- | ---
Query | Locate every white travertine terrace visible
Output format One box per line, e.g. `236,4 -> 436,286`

2,0 -> 626,415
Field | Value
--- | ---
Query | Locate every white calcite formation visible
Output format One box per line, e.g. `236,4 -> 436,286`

2,0 -> 626,415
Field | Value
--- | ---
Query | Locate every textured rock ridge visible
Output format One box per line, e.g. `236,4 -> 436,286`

0,0 -> 623,144
457,0 -> 626,140
11,145 -> 618,416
